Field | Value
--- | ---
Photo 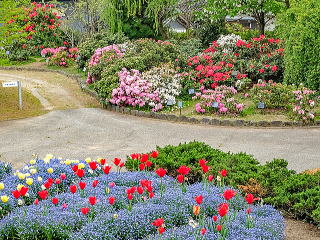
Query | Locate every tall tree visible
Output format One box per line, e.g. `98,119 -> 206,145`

205,0 -> 287,34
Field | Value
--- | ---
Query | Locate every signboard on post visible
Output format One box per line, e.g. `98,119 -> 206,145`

2,81 -> 23,110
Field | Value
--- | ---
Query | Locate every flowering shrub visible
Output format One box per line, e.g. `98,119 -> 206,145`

0,155 -> 284,239
3,2 -> 66,59
193,86 -> 244,115
142,65 -> 181,105
41,47 -> 78,67
86,45 -> 124,84
291,88 -> 319,122
87,39 -> 179,99
110,68 -> 163,112
216,34 -> 243,53
180,35 -> 284,90
250,81 -> 295,109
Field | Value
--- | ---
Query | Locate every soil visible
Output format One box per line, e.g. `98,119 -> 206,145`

285,217 -> 320,240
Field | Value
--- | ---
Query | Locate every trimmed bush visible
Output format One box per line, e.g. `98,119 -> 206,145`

278,0 -> 320,90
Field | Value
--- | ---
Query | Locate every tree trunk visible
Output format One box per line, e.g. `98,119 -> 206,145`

256,12 -> 265,35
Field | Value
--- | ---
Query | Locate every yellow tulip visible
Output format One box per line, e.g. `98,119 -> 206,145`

26,178 -> 33,186
43,154 -> 53,164
0,182 -> 4,190
29,159 -> 36,165
16,184 -> 25,191
105,187 -> 110,194
78,163 -> 85,169
37,176 -> 43,182
30,169 -> 37,174
65,159 -> 71,165
85,158 -> 91,163
18,173 -> 25,180
47,168 -> 54,174
1,195 -> 9,203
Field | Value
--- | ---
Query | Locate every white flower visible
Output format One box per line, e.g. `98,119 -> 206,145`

18,199 -> 24,206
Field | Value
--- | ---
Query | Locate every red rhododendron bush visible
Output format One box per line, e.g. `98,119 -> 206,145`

0,153 -> 284,239
3,2 -> 66,60
178,35 -> 284,90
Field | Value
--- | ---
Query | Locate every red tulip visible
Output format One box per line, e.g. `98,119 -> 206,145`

127,193 -> 133,200
76,169 -> 85,178
158,226 -> 165,234
81,207 -> 89,215
43,181 -> 52,189
150,151 -> 159,158
245,194 -> 260,204
54,178 -> 61,184
201,165 -> 210,173
145,161 -> 152,167
218,203 -> 229,217
92,180 -> 99,188
70,185 -> 77,194
201,228 -> 206,235
103,166 -> 111,174
34,198 -> 39,205
51,198 -> 59,205
72,165 -> 78,172
216,225 -> 222,231
60,173 -> 66,180
155,168 -> 167,178
198,159 -> 207,166
177,166 -> 190,175
79,182 -> 86,190
246,207 -> 252,214
149,192 -> 155,198
12,190 -> 21,199
152,218 -> 164,227
223,189 -> 236,201
177,174 -> 184,183
137,186 -> 144,194
219,169 -> 227,177
38,190 -> 48,200
100,159 -> 106,165
139,163 -> 145,171
208,175 -> 214,182
88,196 -> 96,205
108,197 -> 115,205
113,158 -> 121,166
195,195 -> 203,205
141,154 -> 149,163
19,186 -> 29,196
89,161 -> 98,170
212,215 -> 218,222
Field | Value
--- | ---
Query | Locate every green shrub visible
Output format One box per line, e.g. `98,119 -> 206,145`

265,173 -> 320,223
226,23 -> 259,40
250,81 -> 295,109
126,141 -> 260,186
278,0 -> 320,90
77,31 -> 128,69
196,19 -> 227,47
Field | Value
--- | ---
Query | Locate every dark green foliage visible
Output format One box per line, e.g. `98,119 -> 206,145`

265,173 -> 320,223
196,19 -> 227,47
77,31 -> 128,69
278,0 -> 320,90
122,17 -> 158,39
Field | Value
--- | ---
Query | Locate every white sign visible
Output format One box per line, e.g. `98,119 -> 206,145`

2,81 -> 18,88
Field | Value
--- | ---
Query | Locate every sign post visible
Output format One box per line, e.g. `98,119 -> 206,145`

2,81 -> 23,110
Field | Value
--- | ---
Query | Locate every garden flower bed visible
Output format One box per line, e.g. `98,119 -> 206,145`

0,155 -> 284,239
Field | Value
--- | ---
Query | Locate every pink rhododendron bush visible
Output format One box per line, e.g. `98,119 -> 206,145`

41,47 -> 78,67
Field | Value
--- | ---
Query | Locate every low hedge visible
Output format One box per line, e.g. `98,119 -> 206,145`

126,141 -> 320,224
